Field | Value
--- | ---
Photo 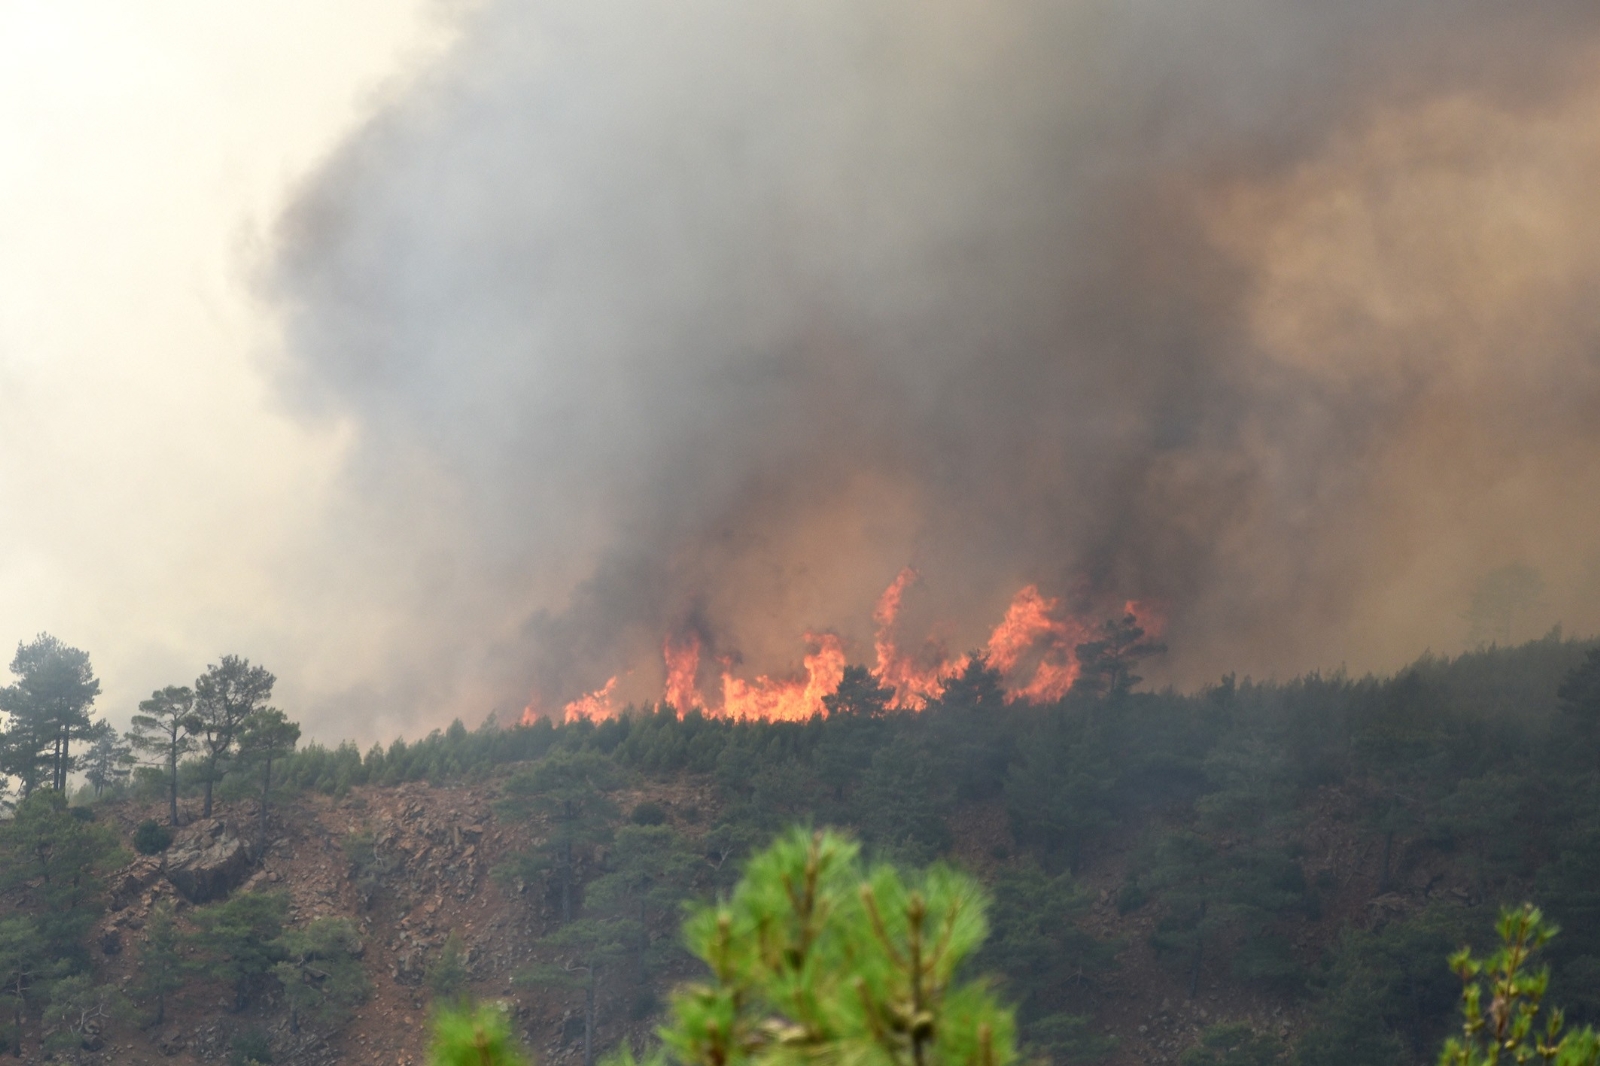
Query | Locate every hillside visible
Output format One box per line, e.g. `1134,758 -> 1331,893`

5,632 -> 1600,1066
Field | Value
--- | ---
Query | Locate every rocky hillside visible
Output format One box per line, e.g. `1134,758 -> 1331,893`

21,762 -> 1496,1066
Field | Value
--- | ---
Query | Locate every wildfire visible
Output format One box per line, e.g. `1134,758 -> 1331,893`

545,570 -> 1163,723
871,568 -> 962,709
662,634 -> 702,713
981,585 -> 1093,703
720,633 -> 846,721
562,675 -> 619,723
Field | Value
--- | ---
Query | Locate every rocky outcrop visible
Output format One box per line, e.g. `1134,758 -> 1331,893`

164,818 -> 252,902
109,854 -> 165,910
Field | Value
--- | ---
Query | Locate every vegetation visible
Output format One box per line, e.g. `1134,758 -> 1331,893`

133,817 -> 174,855
7,622 -> 1600,1065
429,1003 -> 532,1066
129,684 -> 197,826
1438,904 -> 1600,1066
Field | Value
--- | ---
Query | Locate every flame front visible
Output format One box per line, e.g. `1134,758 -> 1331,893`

535,571 -> 1163,724
562,675 -> 620,723
982,585 -> 1093,702
720,632 -> 845,721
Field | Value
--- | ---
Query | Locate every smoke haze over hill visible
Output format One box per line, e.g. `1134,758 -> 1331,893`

267,0 -> 1600,732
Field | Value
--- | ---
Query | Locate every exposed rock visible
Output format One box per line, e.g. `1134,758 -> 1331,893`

164,819 -> 252,903
110,855 -> 165,910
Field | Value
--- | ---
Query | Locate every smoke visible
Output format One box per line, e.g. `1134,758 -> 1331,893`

266,0 -> 1600,732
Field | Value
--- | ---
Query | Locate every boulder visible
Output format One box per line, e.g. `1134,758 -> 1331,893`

164,819 -> 252,902
110,855 -> 165,910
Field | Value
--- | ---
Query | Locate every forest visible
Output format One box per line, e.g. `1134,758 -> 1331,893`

3,622 -> 1600,1066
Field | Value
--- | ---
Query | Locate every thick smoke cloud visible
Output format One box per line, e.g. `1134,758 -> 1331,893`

268,0 -> 1600,732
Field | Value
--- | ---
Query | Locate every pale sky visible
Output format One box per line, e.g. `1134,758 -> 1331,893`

0,1 -> 451,738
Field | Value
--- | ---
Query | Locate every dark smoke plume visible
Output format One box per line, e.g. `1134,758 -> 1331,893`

268,0 -> 1600,735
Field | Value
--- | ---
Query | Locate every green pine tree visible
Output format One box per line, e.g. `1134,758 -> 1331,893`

495,750 -> 620,922
132,902 -> 185,1027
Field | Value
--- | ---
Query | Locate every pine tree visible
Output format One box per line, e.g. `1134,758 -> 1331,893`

190,657 -> 276,818
429,1003 -> 532,1066
0,917 -> 47,1059
978,862 -> 1116,1063
185,891 -> 289,1011
657,827 -> 1017,1066
236,707 -> 300,858
520,919 -> 630,1066
129,685 -> 196,826
1438,904 -> 1600,1066
1072,614 -> 1164,701
496,751 -> 619,922
0,635 -> 101,794
427,932 -> 471,1008
132,902 -> 184,1028
81,725 -> 135,799
0,790 -> 123,962
272,917 -> 369,1034
585,825 -> 700,987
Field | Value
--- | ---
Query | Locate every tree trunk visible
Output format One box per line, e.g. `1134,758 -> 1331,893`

561,837 -> 573,923
638,899 -> 648,986
1188,900 -> 1207,1000
259,757 -> 272,863
168,746 -> 180,826
584,969 -> 596,1066
202,774 -> 214,819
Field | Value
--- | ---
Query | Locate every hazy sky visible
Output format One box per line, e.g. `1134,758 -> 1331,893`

0,1 -> 450,737
5,2 -> 1600,745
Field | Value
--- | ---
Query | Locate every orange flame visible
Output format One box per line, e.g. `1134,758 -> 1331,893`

563,676 -> 620,723
871,568 -> 964,709
982,585 -> 1094,703
1123,599 -> 1167,639
519,573 -> 1164,725
720,632 -> 846,721
663,633 -> 703,712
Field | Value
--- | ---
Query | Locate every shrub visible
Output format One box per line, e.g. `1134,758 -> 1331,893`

133,820 -> 173,855
229,1027 -> 273,1066
631,801 -> 667,826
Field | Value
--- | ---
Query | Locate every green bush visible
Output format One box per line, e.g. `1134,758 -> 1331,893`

229,1027 -> 273,1066
630,801 -> 667,826
132,819 -> 173,855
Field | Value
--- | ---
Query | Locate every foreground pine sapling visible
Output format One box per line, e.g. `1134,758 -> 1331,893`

1438,904 -> 1600,1066
655,826 -> 1017,1066
429,1003 -> 531,1066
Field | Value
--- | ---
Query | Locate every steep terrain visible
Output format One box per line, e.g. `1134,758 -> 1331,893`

25,766 -> 1483,1066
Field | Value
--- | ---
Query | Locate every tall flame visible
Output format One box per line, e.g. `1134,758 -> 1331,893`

663,633 -> 702,712
562,675 -> 620,722
982,584 -> 1093,702
720,632 -> 846,721
524,571 -> 1164,724
871,567 -> 963,709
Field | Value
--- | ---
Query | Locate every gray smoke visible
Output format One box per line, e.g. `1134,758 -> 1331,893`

267,0 -> 1600,733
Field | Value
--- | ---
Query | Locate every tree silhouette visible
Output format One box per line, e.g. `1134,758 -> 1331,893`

129,686 -> 196,826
